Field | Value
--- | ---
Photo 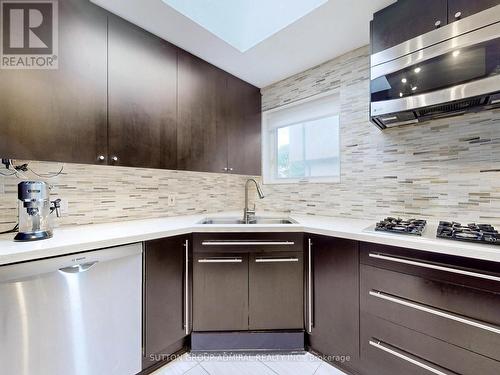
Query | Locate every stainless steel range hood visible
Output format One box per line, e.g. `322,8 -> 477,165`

370,5 -> 500,129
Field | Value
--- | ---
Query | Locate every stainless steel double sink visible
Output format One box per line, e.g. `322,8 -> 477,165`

197,217 -> 297,225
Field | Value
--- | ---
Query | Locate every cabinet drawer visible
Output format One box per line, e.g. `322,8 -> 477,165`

249,251 -> 304,330
193,253 -> 248,331
361,264 -> 500,362
360,242 -> 500,293
361,313 -> 500,375
193,233 -> 303,253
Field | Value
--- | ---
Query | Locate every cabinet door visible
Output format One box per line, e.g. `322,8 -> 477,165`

0,0 -> 107,164
193,253 -> 248,331
308,236 -> 360,368
177,51 -> 228,173
448,0 -> 500,22
225,75 -> 262,176
143,236 -> 189,370
249,252 -> 303,330
371,0 -> 448,54
108,15 -> 177,169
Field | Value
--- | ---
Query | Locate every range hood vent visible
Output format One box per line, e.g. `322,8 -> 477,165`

416,97 -> 486,117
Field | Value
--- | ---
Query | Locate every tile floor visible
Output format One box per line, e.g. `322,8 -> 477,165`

152,352 -> 348,375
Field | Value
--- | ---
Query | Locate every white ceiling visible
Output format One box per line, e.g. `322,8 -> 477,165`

90,0 -> 395,88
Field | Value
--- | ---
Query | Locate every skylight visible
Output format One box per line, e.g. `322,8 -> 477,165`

162,0 -> 328,52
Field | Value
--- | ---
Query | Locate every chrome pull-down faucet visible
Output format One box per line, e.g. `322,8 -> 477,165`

243,179 -> 265,224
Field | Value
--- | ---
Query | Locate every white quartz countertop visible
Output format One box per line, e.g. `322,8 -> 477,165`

1,212 -> 500,265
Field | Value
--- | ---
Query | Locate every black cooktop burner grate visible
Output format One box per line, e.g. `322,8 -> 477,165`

375,217 -> 427,236
437,221 -> 500,245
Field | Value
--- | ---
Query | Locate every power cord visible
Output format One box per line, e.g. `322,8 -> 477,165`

0,223 -> 19,235
1,159 -> 64,179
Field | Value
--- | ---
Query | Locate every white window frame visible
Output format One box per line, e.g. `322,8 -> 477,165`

262,91 -> 341,185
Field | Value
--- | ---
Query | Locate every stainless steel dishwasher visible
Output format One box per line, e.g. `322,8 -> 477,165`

0,243 -> 143,375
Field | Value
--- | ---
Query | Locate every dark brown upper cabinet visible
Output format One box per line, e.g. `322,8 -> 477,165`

371,0 -> 500,54
225,75 -> 262,176
447,0 -> 500,22
177,51 -> 228,173
108,15 -> 178,169
0,3 -> 262,175
0,0 -> 108,164
177,51 -> 262,175
371,0 -> 448,54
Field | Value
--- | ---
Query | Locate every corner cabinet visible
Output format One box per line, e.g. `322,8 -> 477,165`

143,236 -> 191,371
177,51 -> 261,175
306,235 -> 361,373
225,75 -> 262,176
192,233 -> 303,332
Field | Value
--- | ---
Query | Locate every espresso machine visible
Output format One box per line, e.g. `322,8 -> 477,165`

14,181 -> 61,241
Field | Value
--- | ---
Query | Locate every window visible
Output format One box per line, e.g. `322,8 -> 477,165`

262,93 -> 340,184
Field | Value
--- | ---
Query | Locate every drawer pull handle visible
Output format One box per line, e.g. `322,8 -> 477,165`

368,253 -> 500,282
308,238 -> 313,334
369,340 -> 451,375
184,239 -> 189,335
369,290 -> 500,335
202,241 -> 295,246
198,258 -> 243,263
255,257 -> 299,263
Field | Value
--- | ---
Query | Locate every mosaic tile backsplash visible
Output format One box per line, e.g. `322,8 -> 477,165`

0,162 -> 258,231
1,45 -> 499,230
259,46 -> 500,225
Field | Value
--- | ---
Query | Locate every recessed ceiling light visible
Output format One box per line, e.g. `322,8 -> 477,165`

452,50 -> 460,57
401,78 -> 407,83
414,67 -> 421,73
162,0 -> 328,52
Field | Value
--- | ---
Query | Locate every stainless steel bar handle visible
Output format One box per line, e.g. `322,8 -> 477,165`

308,238 -> 313,334
198,258 -> 243,263
202,241 -> 295,246
255,257 -> 299,263
369,340 -> 450,375
368,253 -> 500,282
58,261 -> 98,274
369,290 -> 500,335
184,239 -> 189,335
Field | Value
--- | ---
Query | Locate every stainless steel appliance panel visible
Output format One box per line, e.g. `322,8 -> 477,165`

0,243 -> 142,375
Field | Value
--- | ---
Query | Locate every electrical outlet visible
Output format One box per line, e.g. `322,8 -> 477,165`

167,194 -> 176,207
58,199 -> 69,217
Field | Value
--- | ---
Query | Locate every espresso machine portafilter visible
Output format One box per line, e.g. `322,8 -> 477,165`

14,181 -> 61,242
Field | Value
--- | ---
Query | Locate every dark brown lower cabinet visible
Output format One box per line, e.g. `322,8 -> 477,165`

361,313 -> 500,375
193,253 -> 249,331
143,236 -> 190,370
358,242 -> 500,375
192,233 -> 304,333
307,235 -> 360,372
249,252 -> 304,330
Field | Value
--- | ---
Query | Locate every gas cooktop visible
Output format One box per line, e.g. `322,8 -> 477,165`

436,222 -> 500,245
375,217 -> 427,236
